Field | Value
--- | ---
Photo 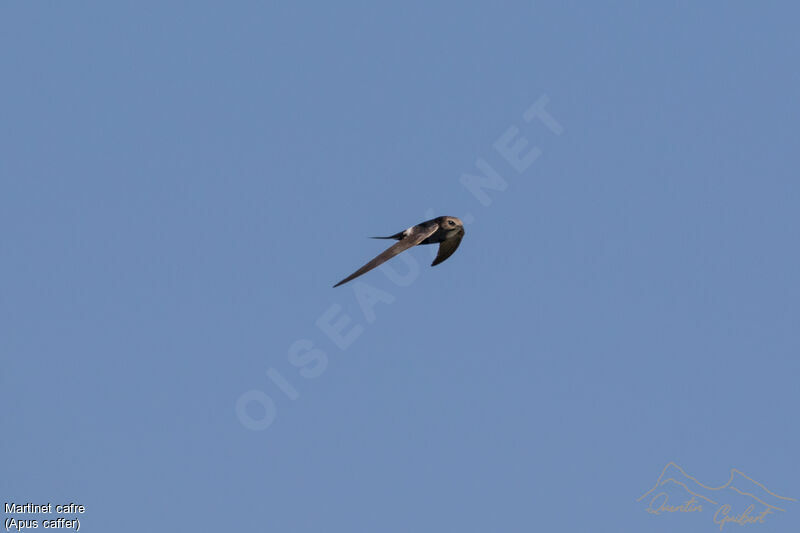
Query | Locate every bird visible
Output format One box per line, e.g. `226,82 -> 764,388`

333,216 -> 465,287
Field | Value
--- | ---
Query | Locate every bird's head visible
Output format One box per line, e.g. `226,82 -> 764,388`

440,216 -> 464,237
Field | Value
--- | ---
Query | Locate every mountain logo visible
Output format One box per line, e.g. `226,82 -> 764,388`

637,462 -> 796,530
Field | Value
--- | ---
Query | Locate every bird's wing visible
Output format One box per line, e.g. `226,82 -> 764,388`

431,228 -> 464,266
334,223 -> 439,287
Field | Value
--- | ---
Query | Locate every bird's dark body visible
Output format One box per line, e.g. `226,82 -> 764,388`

374,217 -> 458,245
334,216 -> 465,287
374,233 -> 439,244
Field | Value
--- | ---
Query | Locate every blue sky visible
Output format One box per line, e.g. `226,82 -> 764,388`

2,2 -> 799,532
